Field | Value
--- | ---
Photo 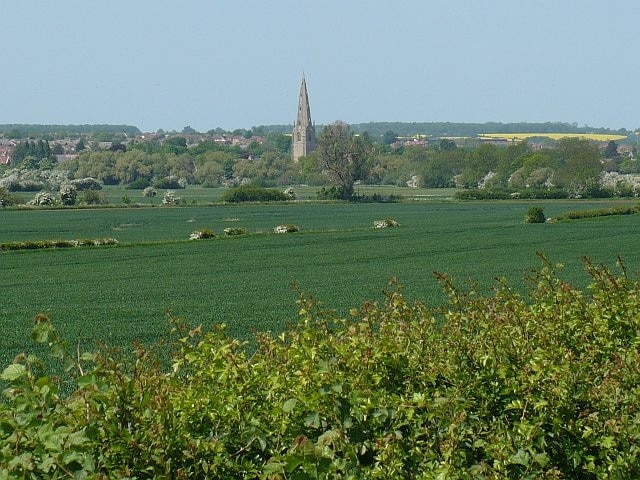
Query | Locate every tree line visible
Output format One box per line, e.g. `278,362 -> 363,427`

0,124 -> 140,140
1,122 -> 638,199
313,122 -> 637,199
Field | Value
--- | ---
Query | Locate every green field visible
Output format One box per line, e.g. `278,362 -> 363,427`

2,199 -> 640,365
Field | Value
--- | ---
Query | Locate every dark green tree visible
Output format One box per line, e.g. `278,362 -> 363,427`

439,138 -> 457,151
553,138 -> 602,194
604,140 -> 619,158
382,130 -> 398,145
163,136 -> 188,155
266,132 -> 292,156
223,159 -> 234,180
317,121 -> 371,199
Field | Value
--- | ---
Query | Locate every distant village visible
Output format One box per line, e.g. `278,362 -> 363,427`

0,131 -> 268,166
1,129 -> 635,168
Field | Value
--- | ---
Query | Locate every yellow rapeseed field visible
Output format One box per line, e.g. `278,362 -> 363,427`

479,133 -> 628,142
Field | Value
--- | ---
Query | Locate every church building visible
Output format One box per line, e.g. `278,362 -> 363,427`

291,75 -> 316,162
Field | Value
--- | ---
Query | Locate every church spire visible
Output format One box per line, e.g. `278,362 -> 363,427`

295,74 -> 313,128
292,75 -> 316,162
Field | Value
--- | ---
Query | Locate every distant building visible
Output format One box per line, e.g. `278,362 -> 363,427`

291,75 -> 316,162
0,150 -> 10,165
0,140 -> 16,165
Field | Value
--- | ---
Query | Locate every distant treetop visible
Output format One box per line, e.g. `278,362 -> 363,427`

0,124 -> 141,139
350,121 -> 629,139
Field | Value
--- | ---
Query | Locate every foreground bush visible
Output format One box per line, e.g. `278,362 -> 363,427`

2,256 -> 640,478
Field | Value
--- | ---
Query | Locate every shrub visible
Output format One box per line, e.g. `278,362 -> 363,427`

71,177 -> 102,191
127,178 -> 151,189
222,185 -> 288,203
162,190 -> 180,205
0,187 -> 20,207
5,179 -> 46,192
274,224 -> 299,233
525,206 -> 546,223
28,191 -> 56,206
189,229 -> 215,240
373,219 -> 400,228
284,187 -> 297,199
317,185 -> 351,200
154,177 -> 184,189
82,190 -> 108,205
223,227 -> 248,236
142,186 -> 157,198
59,184 -> 78,206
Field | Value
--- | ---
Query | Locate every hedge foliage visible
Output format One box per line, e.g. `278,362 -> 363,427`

221,185 -> 289,203
0,238 -> 118,252
455,188 -> 570,200
554,205 -> 640,221
2,257 -> 640,478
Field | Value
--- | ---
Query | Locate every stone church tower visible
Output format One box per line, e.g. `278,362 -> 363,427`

292,75 -> 316,162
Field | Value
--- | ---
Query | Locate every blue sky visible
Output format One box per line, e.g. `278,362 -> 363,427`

4,0 -> 638,132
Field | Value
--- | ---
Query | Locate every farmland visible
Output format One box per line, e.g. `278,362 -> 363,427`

2,199 -> 640,365
479,132 -> 628,141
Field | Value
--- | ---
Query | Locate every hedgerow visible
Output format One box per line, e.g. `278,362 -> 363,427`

0,238 -> 118,251
455,188 -> 570,200
1,256 -> 640,478
221,185 -> 288,203
554,205 -> 640,221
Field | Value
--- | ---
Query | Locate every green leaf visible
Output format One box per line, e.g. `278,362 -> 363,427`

31,320 -> 54,344
510,449 -> 530,466
80,352 -> 96,362
284,454 -> 304,473
283,398 -> 297,413
1,364 -> 26,381
263,461 -> 285,475
600,436 -> 616,448
304,412 -> 321,429
77,373 -> 98,389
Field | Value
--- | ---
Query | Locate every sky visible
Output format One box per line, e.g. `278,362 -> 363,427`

3,0 -> 638,132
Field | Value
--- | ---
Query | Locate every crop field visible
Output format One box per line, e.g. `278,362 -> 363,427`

2,199 -> 640,365
479,133 -> 628,142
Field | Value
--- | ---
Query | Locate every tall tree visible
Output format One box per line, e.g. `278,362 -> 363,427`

604,140 -> 619,158
553,137 -> 602,194
317,121 -> 371,199
382,130 -> 398,146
